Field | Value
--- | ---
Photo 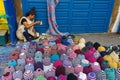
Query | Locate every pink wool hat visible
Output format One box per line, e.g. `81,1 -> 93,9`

4,66 -> 15,73
53,60 -> 63,68
90,62 -> 101,72
57,75 -> 67,80
2,72 -> 13,80
68,52 -> 77,60
74,64 -> 83,74
65,66 -> 74,75
26,57 -> 34,64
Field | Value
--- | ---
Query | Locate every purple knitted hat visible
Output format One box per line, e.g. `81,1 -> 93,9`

34,61 -> 44,71
60,54 -> 68,62
63,59 -> 72,67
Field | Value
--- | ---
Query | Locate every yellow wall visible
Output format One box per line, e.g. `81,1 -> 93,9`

0,0 -> 8,30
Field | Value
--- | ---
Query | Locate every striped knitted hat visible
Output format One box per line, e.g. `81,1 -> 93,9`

80,59 -> 90,67
115,68 -> 120,80
96,70 -> 107,80
87,72 -> 96,80
110,51 -> 119,62
34,61 -> 43,71
77,54 -> 85,61
24,70 -> 33,80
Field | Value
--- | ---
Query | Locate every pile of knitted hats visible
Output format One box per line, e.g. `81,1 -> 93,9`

1,34 -> 120,80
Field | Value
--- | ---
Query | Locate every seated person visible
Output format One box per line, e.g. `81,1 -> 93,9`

16,7 -> 42,42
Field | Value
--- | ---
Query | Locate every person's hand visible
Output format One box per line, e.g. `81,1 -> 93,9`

35,21 -> 40,24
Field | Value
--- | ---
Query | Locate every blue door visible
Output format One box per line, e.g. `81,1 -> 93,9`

22,0 -> 114,34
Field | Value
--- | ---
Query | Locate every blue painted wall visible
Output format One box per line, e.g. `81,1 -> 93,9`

22,0 -> 114,34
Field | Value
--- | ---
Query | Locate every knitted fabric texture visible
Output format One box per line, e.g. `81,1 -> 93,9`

74,64 -> 83,74
67,73 -> 77,80
97,56 -> 104,64
73,38 -> 79,44
57,75 -> 66,80
2,72 -> 13,80
100,61 -> 109,70
15,64 -> 25,72
78,43 -> 85,50
34,68 -> 44,78
93,42 -> 101,50
55,66 -> 65,77
72,57 -> 81,67
10,53 -> 19,60
63,59 -> 72,67
44,69 -> 55,78
108,61 -> 117,68
80,59 -> 90,67
17,58 -> 26,66
78,72 -> 87,80
24,70 -> 33,80
34,51 -> 43,62
110,51 -> 119,62
87,72 -> 96,80
19,52 -> 26,59
34,61 -> 43,71
93,51 -> 101,59
26,57 -> 34,64
83,66 -> 92,74
36,76 -> 46,80
79,38 -> 86,44
85,41 -> 94,49
90,62 -> 101,72
53,60 -> 63,68
13,70 -> 23,79
47,76 -> 56,80
43,57 -> 51,66
77,54 -> 85,61
97,46 -> 106,52
4,66 -> 15,73
43,63 -> 53,72
8,60 -> 17,67
50,54 -> 60,63
115,68 -> 120,80
65,66 -> 74,75
96,70 -> 107,80
25,63 -> 34,72
100,51 -> 107,57
60,54 -> 68,62
105,68 -> 115,80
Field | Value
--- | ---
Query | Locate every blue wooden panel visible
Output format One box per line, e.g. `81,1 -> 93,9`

22,0 -> 114,33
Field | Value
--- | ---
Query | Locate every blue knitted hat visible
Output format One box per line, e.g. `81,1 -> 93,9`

87,72 -> 96,80
8,60 -> 17,67
50,54 -> 60,63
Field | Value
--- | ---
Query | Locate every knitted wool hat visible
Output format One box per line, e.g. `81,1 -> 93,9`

93,42 -> 101,50
34,51 -> 43,62
36,48 -> 44,53
87,57 -> 96,63
63,59 -> 72,67
15,64 -> 25,72
2,72 -> 12,80
55,37 -> 61,44
17,58 -> 26,66
57,43 -> 67,53
25,63 -> 34,72
83,66 -> 92,74
43,57 -> 51,66
97,56 -> 104,64
24,70 -> 33,80
36,76 -> 46,80
53,60 -> 63,68
27,48 -> 36,57
110,51 -> 119,62
43,63 -> 53,72
78,43 -> 85,50
44,45 -> 51,53
93,50 -> 101,59
73,37 -> 79,44
44,68 -> 55,78
100,61 -> 109,70
79,38 -> 86,44
72,57 -> 81,67
103,55 -> 112,62
8,60 -> 17,67
55,66 -> 65,77
90,62 -> 101,72
117,62 -> 120,68
19,52 -> 26,59
50,54 -> 60,63
57,75 -> 66,80
73,45 -> 79,51
100,51 -> 107,57
87,72 -> 96,80
60,54 -> 68,61
105,68 -> 115,80
85,41 -> 94,49
10,53 -> 19,60
74,49 -> 81,54
67,73 -> 77,80
68,52 -> 77,60
78,72 -> 87,80
80,59 -> 89,67
96,70 -> 107,80
4,66 -> 15,73
108,61 -> 117,69
74,64 -> 83,74
77,54 -> 85,60
47,76 -> 56,80
34,68 -> 44,78
13,70 -> 23,80
26,57 -> 34,64
81,47 -> 89,53
65,66 -> 74,75
34,61 -> 43,71
66,48 -> 74,56
115,68 -> 120,80
97,46 -> 106,52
